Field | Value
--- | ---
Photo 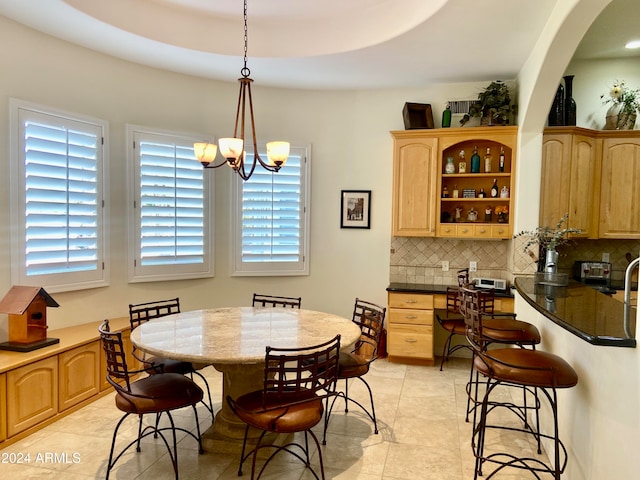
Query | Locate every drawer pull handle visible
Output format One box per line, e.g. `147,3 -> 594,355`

404,315 -> 418,319
404,338 -> 417,343
405,300 -> 418,304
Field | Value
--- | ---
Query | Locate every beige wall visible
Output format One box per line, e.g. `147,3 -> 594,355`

0,15 -> 500,332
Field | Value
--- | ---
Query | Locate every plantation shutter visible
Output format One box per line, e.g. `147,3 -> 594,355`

232,146 -> 309,276
130,129 -> 212,281
16,107 -> 105,288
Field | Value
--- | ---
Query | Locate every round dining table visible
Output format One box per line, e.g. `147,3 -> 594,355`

129,306 -> 361,448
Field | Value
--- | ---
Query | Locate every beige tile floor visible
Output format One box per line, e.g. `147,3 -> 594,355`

0,357 -> 551,479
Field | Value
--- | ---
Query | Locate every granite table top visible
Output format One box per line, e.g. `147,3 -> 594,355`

130,306 -> 362,365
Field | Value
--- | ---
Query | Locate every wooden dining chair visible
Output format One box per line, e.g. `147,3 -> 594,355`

252,293 -> 302,308
322,298 -> 386,444
98,319 -> 204,480
227,334 -> 341,480
129,297 -> 214,419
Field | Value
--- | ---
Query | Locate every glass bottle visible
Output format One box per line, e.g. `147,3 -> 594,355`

442,103 -> 452,128
458,150 -> 467,173
452,184 -> 459,198
445,157 -> 455,174
499,146 -> 505,172
470,146 -> 481,173
490,178 -> 499,197
477,187 -> 485,198
442,185 -> 449,198
484,147 -> 492,173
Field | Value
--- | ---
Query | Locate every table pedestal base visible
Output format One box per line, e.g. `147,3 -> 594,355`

201,362 -> 268,452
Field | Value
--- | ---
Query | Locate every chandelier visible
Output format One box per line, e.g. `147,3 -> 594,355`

194,0 -> 289,181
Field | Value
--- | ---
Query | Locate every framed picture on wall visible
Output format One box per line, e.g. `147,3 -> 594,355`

340,190 -> 371,229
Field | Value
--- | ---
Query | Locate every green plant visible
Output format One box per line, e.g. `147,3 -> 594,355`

460,80 -> 517,126
514,213 -> 581,255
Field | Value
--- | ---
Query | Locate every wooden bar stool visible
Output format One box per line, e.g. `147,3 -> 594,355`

461,286 -> 578,479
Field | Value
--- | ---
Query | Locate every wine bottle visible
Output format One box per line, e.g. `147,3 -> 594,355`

442,185 -> 449,198
442,103 -> 452,128
477,188 -> 485,198
499,147 -> 505,172
484,147 -> 492,173
452,184 -> 459,198
490,178 -> 499,197
470,146 -> 481,173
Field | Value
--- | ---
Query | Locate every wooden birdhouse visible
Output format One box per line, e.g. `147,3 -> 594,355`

0,286 -> 60,352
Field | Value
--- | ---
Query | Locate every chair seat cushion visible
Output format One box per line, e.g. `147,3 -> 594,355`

116,373 -> 204,414
146,356 -> 194,375
338,351 -> 370,378
482,318 -> 541,345
439,319 -> 466,335
232,389 -> 323,433
474,348 -> 578,389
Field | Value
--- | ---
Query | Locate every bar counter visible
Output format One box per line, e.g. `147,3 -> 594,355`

514,276 -> 636,347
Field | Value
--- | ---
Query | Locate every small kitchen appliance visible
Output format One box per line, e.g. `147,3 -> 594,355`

572,261 -> 611,285
472,277 -> 508,292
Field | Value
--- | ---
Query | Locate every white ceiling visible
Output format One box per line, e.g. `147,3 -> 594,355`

0,0 -> 636,90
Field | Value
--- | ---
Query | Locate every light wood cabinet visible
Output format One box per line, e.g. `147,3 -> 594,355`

541,127 -> 640,239
7,356 -> 58,437
391,127 -> 517,239
541,128 -> 598,237
391,135 -> 438,236
387,292 -> 434,364
58,341 -> 101,411
0,373 -> 6,442
599,137 -> 640,238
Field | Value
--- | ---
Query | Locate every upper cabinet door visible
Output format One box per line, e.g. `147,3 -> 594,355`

599,137 -> 640,239
392,135 -> 438,236
541,130 -> 597,237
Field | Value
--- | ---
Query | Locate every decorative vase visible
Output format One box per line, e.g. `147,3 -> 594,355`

563,75 -> 577,126
545,249 -> 559,274
604,103 -> 622,130
548,84 -> 565,126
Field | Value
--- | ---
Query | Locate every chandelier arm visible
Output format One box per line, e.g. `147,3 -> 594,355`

203,158 -> 232,169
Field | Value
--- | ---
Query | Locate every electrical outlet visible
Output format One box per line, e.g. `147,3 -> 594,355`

602,252 -> 610,263
469,261 -> 477,272
441,260 -> 449,272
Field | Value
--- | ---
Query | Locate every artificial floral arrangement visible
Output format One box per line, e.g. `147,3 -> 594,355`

513,213 -> 581,261
601,80 -> 640,129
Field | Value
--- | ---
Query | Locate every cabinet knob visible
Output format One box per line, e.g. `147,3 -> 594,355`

462,228 -> 468,233
479,228 -> 486,233
444,228 -> 451,233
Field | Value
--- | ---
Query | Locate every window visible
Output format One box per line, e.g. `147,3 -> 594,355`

231,145 -> 310,276
127,126 -> 213,282
9,99 -> 109,292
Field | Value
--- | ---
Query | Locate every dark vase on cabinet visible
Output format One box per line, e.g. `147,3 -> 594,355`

548,84 -> 565,126
564,75 -> 576,126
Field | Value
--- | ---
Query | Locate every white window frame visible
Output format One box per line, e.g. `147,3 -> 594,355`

126,125 -> 214,283
231,144 -> 310,276
9,98 -> 110,293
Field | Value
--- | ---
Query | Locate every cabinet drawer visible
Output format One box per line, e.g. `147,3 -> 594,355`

387,324 -> 433,359
438,224 -> 457,237
474,225 -> 493,238
389,308 -> 433,326
456,225 -> 475,237
388,292 -> 433,309
491,224 -> 510,238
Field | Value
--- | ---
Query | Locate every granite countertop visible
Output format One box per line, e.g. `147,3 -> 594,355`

387,282 -> 514,298
514,277 -> 636,348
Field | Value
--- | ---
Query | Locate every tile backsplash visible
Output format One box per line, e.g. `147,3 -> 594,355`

389,236 -> 640,286
389,237 -> 510,285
